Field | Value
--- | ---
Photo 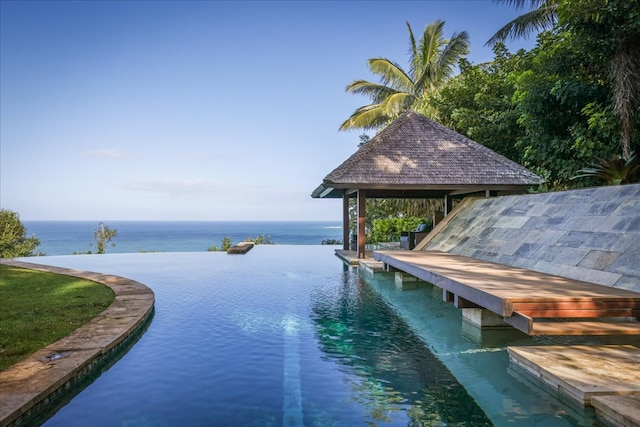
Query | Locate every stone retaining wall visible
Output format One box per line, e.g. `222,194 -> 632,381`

424,184 -> 640,293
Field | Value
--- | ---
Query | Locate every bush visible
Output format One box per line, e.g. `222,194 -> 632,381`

208,236 -> 233,252
369,217 -> 431,244
0,210 -> 41,258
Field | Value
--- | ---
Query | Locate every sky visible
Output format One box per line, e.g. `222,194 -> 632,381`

0,0 -> 537,221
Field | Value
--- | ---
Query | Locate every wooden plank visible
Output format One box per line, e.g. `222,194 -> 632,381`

374,250 -> 640,301
507,345 -> 640,407
372,249 -> 640,335
531,321 -> 640,336
592,395 -> 640,427
374,250 -> 507,315
514,300 -> 640,310
503,312 -> 533,335
454,295 -> 482,309
516,308 -> 640,318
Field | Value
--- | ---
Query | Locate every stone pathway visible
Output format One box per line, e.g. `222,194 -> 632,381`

0,260 -> 155,427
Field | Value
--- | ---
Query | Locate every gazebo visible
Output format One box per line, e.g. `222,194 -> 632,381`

311,111 -> 544,258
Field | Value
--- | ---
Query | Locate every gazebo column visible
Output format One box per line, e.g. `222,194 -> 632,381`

444,194 -> 453,216
357,190 -> 366,258
342,192 -> 349,251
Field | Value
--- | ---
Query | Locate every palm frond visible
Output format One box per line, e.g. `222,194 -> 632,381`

436,30 -> 470,81
491,0 -> 547,11
571,153 -> 640,185
486,0 -> 558,45
367,58 -> 413,92
420,20 -> 446,68
339,104 -> 391,131
406,21 -> 418,77
380,92 -> 414,117
345,79 -> 401,103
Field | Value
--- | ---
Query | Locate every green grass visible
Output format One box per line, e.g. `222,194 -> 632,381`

0,264 -> 115,371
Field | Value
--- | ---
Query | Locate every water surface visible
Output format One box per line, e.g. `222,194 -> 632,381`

22,246 -> 615,426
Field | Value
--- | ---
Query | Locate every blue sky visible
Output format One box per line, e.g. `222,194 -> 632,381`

1,1 -> 536,221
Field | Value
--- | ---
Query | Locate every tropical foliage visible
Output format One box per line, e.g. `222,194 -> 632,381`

369,217 -> 431,244
0,209 -> 41,258
572,152 -> 640,185
487,0 -> 558,46
436,0 -> 639,188
487,0 -> 640,161
340,0 -> 639,229
92,222 -> 118,254
340,20 -> 469,131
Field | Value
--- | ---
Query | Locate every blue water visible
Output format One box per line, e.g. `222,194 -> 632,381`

18,247 -> 618,427
23,221 -> 343,255
30,248 -> 491,427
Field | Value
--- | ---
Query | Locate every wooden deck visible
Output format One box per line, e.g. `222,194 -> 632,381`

508,345 -> 640,407
373,250 -> 640,336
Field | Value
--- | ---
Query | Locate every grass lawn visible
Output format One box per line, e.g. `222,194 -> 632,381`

0,264 -> 115,371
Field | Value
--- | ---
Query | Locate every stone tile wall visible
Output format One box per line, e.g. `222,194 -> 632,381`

425,184 -> 640,292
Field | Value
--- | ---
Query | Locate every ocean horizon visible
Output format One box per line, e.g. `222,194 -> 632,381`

24,220 -> 343,256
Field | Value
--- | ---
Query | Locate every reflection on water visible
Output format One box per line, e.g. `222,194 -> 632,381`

310,269 -> 492,426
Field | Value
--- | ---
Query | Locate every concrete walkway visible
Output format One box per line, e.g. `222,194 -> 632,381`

0,259 -> 155,427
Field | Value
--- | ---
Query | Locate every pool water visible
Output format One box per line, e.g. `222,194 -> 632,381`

25,246 -> 623,426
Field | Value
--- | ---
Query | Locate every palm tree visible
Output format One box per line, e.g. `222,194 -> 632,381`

486,0 -> 558,46
339,20 -> 469,131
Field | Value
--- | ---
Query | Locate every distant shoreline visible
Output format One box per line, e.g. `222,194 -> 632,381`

24,220 -> 344,256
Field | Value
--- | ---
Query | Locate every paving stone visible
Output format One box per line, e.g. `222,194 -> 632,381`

557,231 -> 592,248
612,233 -> 640,253
588,201 -> 625,216
611,216 -> 640,233
493,215 -> 531,228
578,250 -> 621,270
535,246 -> 591,266
613,276 -> 640,291
583,232 -> 624,251
609,252 -> 640,276
613,199 -> 640,216
536,230 -> 567,245
514,243 -> 544,258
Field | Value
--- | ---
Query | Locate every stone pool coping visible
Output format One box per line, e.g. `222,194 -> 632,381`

0,259 -> 155,427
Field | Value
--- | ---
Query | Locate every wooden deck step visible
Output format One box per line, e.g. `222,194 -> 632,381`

507,345 -> 640,407
227,242 -> 254,254
373,250 -> 640,336
531,321 -> 640,336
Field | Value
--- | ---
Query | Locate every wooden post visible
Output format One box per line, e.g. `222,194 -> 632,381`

342,192 -> 349,250
357,190 -> 366,258
444,194 -> 453,216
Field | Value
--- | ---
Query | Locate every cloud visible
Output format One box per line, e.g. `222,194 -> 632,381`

86,149 -> 126,159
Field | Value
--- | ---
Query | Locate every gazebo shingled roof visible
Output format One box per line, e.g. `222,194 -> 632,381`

312,110 -> 543,199
311,110 -> 544,258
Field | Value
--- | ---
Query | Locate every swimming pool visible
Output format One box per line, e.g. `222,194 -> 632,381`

22,246 -> 619,426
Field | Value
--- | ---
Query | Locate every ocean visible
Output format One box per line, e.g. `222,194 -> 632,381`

23,221 -> 343,256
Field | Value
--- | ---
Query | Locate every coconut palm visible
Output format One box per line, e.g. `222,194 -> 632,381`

486,0 -> 558,46
339,20 -> 469,131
